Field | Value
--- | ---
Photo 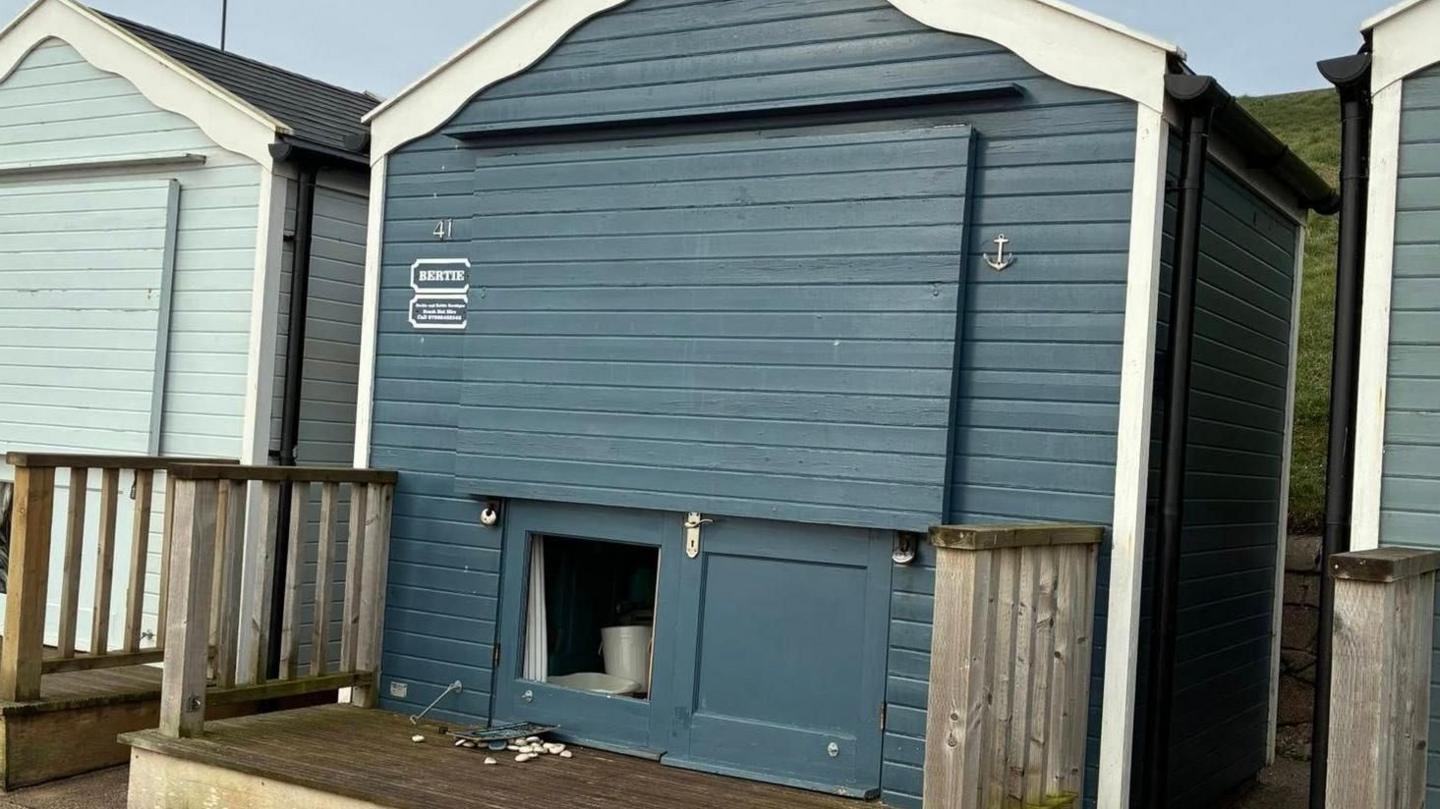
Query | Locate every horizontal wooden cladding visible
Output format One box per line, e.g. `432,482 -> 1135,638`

929,522 -> 1104,551
456,119 -> 971,532
166,464 -> 397,485
1331,547 -> 1440,583
5,452 -> 235,469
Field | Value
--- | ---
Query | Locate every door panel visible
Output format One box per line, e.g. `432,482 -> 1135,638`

666,517 -> 893,796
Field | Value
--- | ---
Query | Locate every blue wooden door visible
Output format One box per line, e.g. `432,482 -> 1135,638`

493,500 -> 684,755
663,517 -> 894,797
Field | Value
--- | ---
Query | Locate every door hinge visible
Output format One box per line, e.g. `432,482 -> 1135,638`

492,643 -> 501,668
684,512 -> 712,559
879,702 -> 887,731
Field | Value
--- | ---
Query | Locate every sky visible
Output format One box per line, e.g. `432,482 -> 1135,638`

0,0 -> 1400,99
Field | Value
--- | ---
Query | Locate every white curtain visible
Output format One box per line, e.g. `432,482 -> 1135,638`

522,536 -> 548,682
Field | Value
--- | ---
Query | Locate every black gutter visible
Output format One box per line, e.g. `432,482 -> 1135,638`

1311,52 -> 1373,809
272,135 -> 369,169
1207,98 -> 1341,216
1139,73 -> 1221,808
266,149 -> 320,679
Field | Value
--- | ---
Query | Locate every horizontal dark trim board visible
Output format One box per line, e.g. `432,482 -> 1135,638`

445,83 -> 1023,141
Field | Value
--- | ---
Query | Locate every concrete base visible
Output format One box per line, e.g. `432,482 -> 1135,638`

128,749 -> 385,809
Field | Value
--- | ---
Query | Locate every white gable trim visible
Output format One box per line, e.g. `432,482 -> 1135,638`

1368,0 -> 1440,93
0,0 -> 284,167
362,0 -> 1177,162
1365,0 -> 1426,33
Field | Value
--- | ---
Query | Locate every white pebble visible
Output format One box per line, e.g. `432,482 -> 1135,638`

454,739 -> 467,747
411,734 -> 426,743
525,736 -> 541,743
483,757 -> 498,766
515,753 -> 534,762
560,750 -> 573,759
506,744 -> 522,751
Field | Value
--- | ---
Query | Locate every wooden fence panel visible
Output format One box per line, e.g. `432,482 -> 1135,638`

923,523 -> 1102,809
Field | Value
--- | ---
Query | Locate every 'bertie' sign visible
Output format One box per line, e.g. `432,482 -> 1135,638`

409,258 -> 470,331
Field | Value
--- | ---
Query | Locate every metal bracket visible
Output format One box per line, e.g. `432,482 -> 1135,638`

684,512 -> 712,559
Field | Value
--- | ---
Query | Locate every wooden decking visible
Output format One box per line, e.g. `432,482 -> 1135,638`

0,662 -> 331,791
0,663 -> 164,790
31,662 -> 162,705
123,704 -> 868,809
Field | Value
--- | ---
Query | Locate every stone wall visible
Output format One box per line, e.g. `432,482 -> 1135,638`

1276,534 -> 1321,759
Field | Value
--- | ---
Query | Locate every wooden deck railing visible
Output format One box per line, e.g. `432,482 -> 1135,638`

0,453 -> 234,702
158,464 -> 396,738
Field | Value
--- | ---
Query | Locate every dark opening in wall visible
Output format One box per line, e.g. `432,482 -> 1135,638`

522,535 -> 658,699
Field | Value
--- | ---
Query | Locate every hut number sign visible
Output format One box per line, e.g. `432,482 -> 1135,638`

409,258 -> 471,331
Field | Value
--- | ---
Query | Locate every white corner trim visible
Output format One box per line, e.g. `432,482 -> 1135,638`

363,0 -> 1176,161
1267,223 -> 1307,763
1095,103 -> 1169,809
0,0 -> 283,167
353,155 -> 388,469
240,167 -> 288,467
1369,0 -> 1440,93
1350,81 -> 1404,553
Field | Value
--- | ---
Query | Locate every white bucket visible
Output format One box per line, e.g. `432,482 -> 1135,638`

601,625 -> 652,692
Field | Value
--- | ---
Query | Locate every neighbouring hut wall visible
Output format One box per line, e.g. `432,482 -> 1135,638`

0,37 -> 262,461
1381,62 -> 1440,807
1133,152 -> 1300,808
0,37 -> 263,648
365,1 -> 1140,807
268,168 -> 369,469
263,167 -> 370,672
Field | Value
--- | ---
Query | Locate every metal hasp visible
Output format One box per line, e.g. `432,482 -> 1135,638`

1310,51 -> 1374,809
1138,73 -> 1219,808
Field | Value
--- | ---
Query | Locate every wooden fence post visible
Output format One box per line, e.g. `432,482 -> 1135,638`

1325,548 -> 1440,809
923,523 -> 1102,809
351,482 -> 393,708
158,478 -> 219,738
0,465 -> 56,701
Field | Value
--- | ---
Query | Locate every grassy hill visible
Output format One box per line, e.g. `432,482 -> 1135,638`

1240,89 -> 1339,531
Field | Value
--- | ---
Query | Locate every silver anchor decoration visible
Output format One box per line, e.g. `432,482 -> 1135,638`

984,233 -> 1016,271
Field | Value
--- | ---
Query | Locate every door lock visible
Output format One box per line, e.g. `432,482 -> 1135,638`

684,512 -> 712,559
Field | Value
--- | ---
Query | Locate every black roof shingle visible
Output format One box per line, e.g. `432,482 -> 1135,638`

100,11 -> 378,159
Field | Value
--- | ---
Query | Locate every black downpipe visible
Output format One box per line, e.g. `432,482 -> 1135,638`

267,163 -> 319,679
1139,75 -> 1218,808
1311,53 -> 1373,809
